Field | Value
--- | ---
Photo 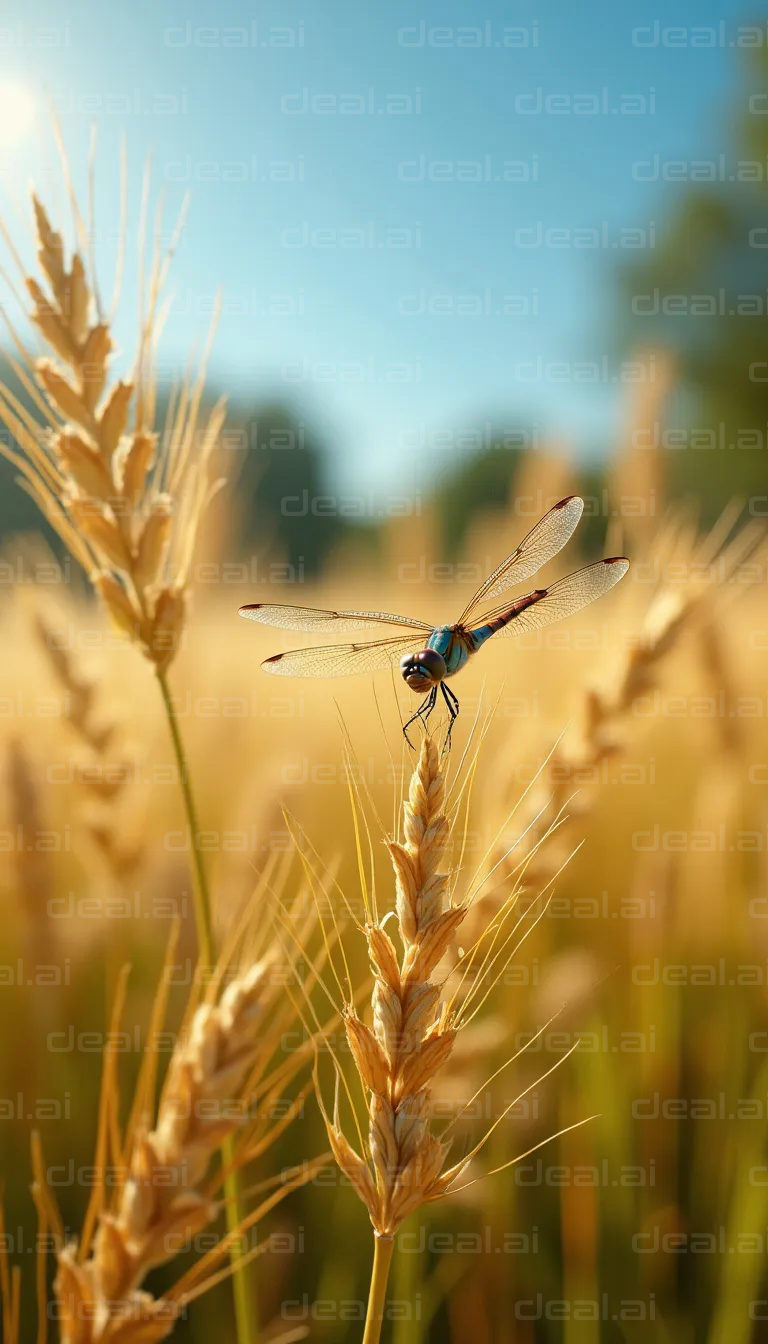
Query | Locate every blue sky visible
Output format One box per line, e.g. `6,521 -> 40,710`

0,0 -> 755,494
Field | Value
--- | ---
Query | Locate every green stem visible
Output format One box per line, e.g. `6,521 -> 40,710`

156,669 -> 214,967
156,668 -> 257,1344
392,1220 -> 421,1344
363,1234 -> 395,1344
223,1145 -> 257,1344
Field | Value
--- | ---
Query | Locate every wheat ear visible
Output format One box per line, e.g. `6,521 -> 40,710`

31,604 -> 144,882
327,739 -> 465,1244
49,956 -> 311,1343
0,189 -> 224,674
6,737 -> 55,959
479,505 -> 766,897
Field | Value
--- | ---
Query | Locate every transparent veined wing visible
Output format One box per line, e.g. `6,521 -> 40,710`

239,603 -> 433,633
262,634 -> 427,678
479,557 -> 629,639
458,495 -> 585,625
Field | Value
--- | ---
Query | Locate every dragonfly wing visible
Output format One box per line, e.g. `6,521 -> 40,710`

484,558 -> 629,638
459,496 -> 584,625
262,634 -> 426,678
239,603 -> 433,633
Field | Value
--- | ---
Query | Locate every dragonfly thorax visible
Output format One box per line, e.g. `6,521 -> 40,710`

400,648 -> 447,692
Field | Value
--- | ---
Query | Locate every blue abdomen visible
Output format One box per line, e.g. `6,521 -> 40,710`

469,624 -> 495,650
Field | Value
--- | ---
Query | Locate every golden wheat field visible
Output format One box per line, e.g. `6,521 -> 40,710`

2,104 -> 768,1344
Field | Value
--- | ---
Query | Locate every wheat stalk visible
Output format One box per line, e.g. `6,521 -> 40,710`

306,737 -> 582,1344
320,739 -> 466,1343
0,156 -> 220,957
0,148 -> 259,1330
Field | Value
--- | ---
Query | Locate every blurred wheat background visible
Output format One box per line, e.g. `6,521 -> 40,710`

2,4 -> 768,1342
2,380 -> 768,1342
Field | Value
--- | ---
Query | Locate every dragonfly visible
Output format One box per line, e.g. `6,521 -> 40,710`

239,496 -> 629,745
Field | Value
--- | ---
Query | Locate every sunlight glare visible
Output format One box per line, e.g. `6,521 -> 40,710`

0,84 -> 35,144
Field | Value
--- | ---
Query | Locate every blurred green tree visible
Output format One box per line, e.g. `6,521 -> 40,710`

228,402 -> 352,575
431,438 -> 525,555
623,45 -> 768,520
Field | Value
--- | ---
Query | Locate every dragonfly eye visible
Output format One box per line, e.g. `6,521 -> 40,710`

400,649 -> 447,691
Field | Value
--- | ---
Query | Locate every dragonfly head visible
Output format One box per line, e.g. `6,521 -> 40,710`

400,648 -> 447,692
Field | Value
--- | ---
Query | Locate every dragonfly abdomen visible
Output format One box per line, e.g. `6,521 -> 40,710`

470,589 -> 546,649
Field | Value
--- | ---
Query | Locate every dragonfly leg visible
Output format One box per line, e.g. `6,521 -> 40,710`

440,682 -> 460,752
402,685 -> 438,746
